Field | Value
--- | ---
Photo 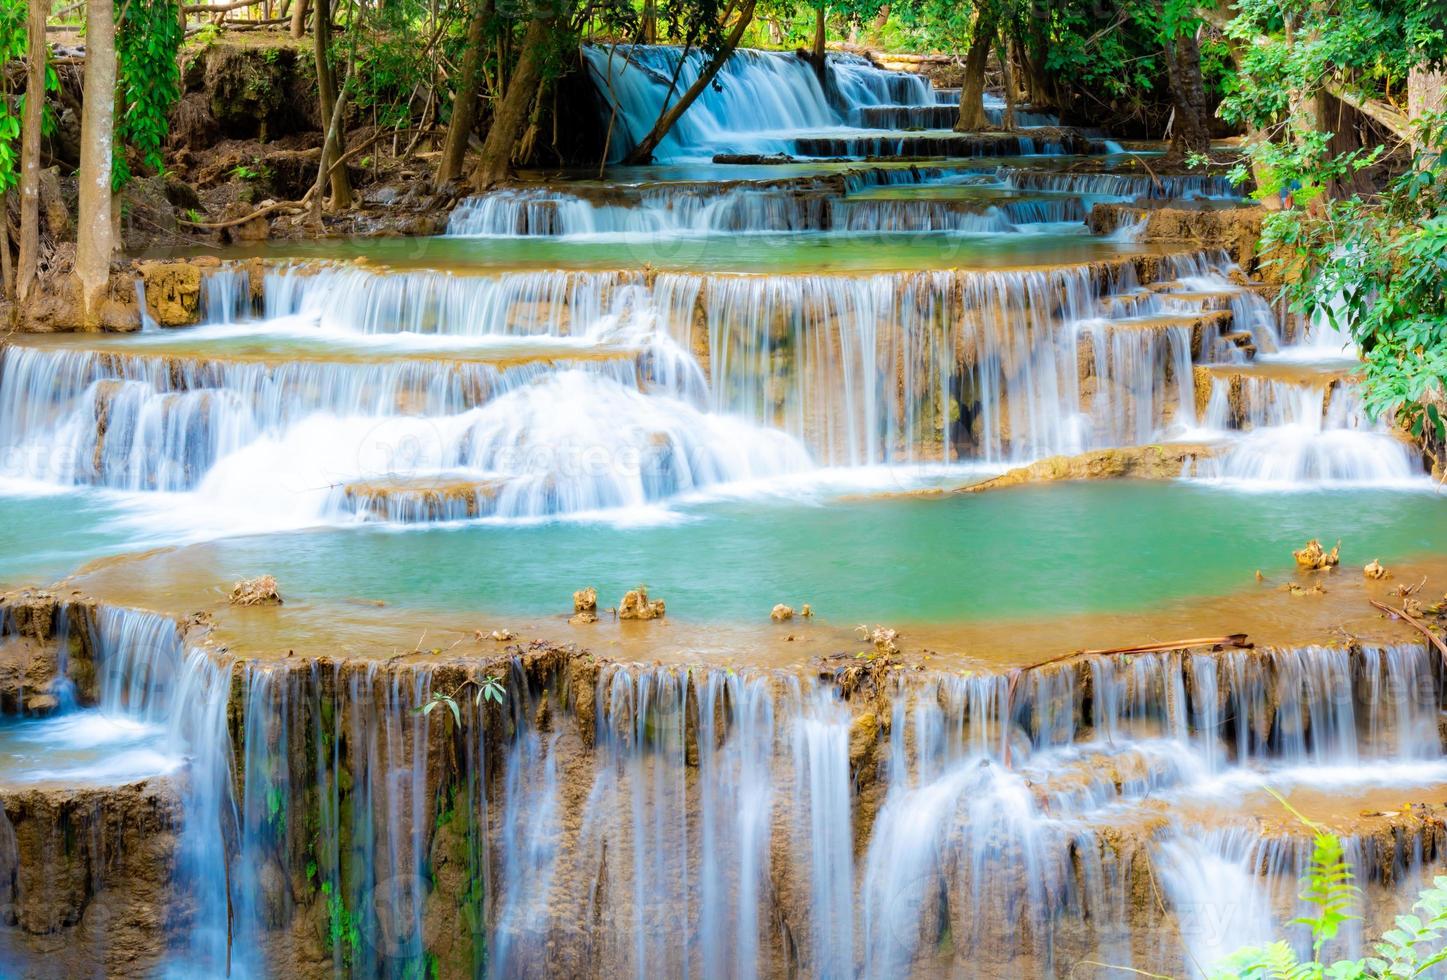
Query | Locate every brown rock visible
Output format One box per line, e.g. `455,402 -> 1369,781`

137,262 -> 203,327
619,586 -> 665,621
958,443 -> 1218,493
1293,539 -> 1340,571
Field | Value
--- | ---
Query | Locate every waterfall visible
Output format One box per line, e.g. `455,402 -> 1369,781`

581,45 -> 1089,163
1195,374 -> 1418,485
583,45 -> 838,163
13,251 -> 1368,528
5,597 -> 1447,977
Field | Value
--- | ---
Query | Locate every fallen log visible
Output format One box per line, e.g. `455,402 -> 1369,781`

1369,599 -> 1447,661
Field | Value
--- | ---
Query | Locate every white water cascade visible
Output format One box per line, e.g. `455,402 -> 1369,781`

582,45 -> 1085,164
0,246 -> 1418,536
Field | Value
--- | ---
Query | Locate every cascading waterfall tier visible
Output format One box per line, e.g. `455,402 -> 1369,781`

582,45 -> 1101,164
4,594 -> 1445,979
2,247 -> 1407,533
0,253 -> 1264,521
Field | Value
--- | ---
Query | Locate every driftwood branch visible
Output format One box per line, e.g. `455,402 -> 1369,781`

1000,634 -> 1251,766
1370,599 -> 1447,661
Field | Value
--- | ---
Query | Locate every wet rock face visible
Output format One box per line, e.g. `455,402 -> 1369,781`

137,262 -> 204,328
1087,202 -> 1265,268
0,592 -> 102,711
0,779 -> 184,978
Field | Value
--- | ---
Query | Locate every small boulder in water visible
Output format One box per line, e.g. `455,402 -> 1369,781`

619,586 -> 665,621
801,603 -> 814,618
25,693 -> 58,714
771,604 -> 795,622
230,575 -> 282,606
571,586 -> 598,625
487,628 -> 516,642
1363,559 -> 1391,580
1293,539 -> 1340,571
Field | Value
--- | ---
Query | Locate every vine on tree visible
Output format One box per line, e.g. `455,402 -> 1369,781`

0,0 -> 27,193
115,0 -> 183,190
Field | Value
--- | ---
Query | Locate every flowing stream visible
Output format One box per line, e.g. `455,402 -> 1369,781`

0,43 -> 1440,980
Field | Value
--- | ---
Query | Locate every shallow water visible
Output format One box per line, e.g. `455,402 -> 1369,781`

87,479 -> 1447,623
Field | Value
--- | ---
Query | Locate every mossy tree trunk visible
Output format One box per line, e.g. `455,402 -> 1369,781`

469,12 -> 555,191
955,10 -> 998,132
437,0 -> 493,184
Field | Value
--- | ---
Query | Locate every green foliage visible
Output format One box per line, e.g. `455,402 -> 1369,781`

1258,113 -> 1447,441
115,0 -> 184,191
414,674 -> 508,727
321,880 -> 363,966
0,0 -> 28,194
230,160 -> 272,183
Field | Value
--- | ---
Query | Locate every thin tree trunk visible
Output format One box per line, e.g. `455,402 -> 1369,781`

995,38 -> 1016,130
954,10 -> 997,132
642,0 -> 656,44
313,0 -> 352,207
1408,68 -> 1446,153
74,0 -> 116,323
437,0 -> 490,184
16,0 -> 47,303
469,13 -> 554,190
289,0 -> 308,38
620,0 -> 757,165
807,4 -> 826,81
311,61 -> 354,224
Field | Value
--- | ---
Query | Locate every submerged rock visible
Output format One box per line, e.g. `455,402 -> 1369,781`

771,604 -> 795,622
619,586 -> 665,621
957,444 -> 1217,493
1293,539 -> 1340,571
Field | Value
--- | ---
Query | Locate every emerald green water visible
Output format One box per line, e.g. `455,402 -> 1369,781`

0,489 -> 144,585
131,481 -> 1447,624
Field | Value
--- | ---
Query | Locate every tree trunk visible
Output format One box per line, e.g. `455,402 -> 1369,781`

16,0 -> 47,303
311,61 -> 354,224
469,13 -> 554,190
954,11 -> 997,132
642,0 -> 656,44
313,0 -> 352,208
1408,68 -> 1446,152
620,0 -> 757,165
437,0 -> 491,184
995,39 -> 1016,130
1161,28 -> 1211,158
289,0 -> 308,38
806,4 -> 826,81
74,0 -> 116,322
